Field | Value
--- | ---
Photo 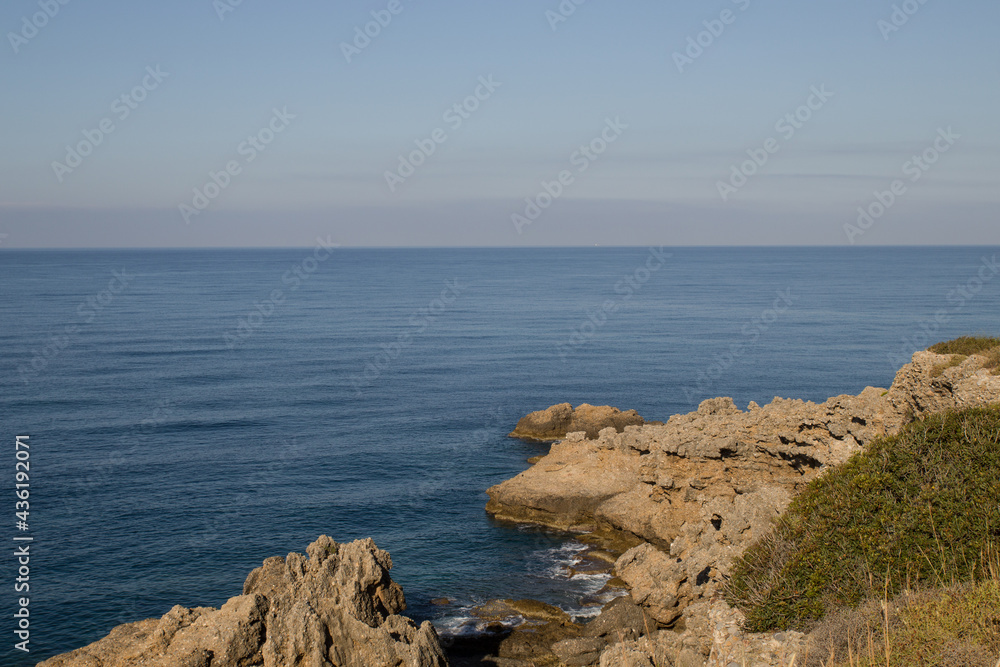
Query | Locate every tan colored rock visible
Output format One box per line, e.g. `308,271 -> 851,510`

615,544 -> 684,627
40,536 -> 447,667
509,403 -> 645,441
489,350 -> 1000,631
551,636 -> 607,666
582,595 -> 657,642
471,598 -> 572,625
598,633 -> 681,667
886,349 -> 1000,418
486,438 -> 645,531
508,402 -> 574,441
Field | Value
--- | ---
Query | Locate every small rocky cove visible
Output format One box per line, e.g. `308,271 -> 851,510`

41,349 -> 1000,666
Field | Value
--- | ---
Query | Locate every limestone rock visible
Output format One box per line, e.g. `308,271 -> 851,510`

39,536 -> 448,667
485,438 -> 645,531
886,349 -> 1000,418
489,349 -> 1000,630
615,544 -> 684,627
582,595 -> 657,642
509,403 -> 645,441
551,636 -> 607,666
508,402 -> 574,441
598,633 -> 681,667
471,598 -> 571,625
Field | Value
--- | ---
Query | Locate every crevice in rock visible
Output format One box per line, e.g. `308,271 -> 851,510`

695,567 -> 712,587
778,451 -> 823,473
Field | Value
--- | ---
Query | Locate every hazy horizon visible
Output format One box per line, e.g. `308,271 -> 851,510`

2,0 -> 997,248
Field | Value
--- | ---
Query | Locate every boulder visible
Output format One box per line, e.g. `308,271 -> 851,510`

615,544 -> 684,627
582,595 -> 657,642
508,403 -> 645,441
551,636 -> 607,666
508,402 -> 574,441
39,536 -> 448,667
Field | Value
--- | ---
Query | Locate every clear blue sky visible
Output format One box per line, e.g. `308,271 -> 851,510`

1,0 -> 997,247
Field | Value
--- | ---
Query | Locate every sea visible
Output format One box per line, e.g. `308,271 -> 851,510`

1,246 -> 998,666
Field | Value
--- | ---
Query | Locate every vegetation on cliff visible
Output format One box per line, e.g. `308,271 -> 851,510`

928,336 -> 1000,377
727,404 -> 1000,633
808,575 -> 1000,667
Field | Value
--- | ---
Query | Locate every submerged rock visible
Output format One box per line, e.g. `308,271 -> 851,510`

508,403 -> 645,441
39,536 -> 448,667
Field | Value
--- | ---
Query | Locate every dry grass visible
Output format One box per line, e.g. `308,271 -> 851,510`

928,337 -> 1000,376
985,348 -> 1000,376
928,336 -> 1000,356
930,354 -> 967,378
804,550 -> 1000,667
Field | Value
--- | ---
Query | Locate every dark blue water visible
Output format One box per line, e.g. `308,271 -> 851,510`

1,247 -> 998,665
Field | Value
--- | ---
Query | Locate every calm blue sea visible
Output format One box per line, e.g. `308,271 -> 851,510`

1,247 -> 998,665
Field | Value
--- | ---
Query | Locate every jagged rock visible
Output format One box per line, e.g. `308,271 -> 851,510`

509,403 -> 645,441
598,633 -> 681,667
615,544 -> 684,627
551,636 -> 607,666
582,595 -> 657,642
492,617 -> 581,666
887,349 -> 1000,418
509,402 -> 574,441
488,350 -> 1000,643
39,536 -> 448,667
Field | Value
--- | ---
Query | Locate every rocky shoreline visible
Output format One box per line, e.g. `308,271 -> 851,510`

482,348 -> 1000,665
40,348 -> 1000,666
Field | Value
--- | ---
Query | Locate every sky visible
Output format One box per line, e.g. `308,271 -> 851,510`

0,0 -> 997,247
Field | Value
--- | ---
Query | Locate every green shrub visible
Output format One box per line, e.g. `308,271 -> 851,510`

928,336 -> 1000,356
726,406 -> 1000,632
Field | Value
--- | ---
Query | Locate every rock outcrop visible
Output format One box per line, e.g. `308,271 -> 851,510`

40,536 -> 448,667
597,599 -> 808,667
508,403 -> 646,441
488,349 -> 1000,665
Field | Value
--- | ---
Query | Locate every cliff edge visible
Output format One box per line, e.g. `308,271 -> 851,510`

487,349 -> 1000,631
